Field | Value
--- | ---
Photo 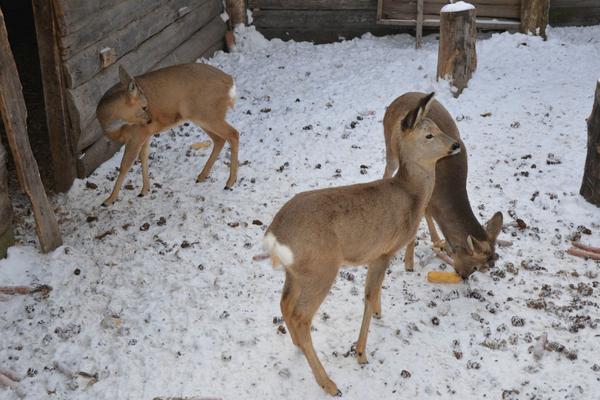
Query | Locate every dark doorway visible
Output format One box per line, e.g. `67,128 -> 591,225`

0,1 -> 54,192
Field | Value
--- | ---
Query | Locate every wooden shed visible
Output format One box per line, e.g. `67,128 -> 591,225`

249,0 -> 600,43
0,0 -> 227,193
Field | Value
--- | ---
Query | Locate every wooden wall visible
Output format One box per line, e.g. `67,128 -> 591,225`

248,0 -> 399,43
43,0 -> 227,182
550,0 -> 600,26
249,0 -> 600,43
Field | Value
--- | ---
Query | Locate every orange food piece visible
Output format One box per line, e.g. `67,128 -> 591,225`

190,140 -> 211,149
427,271 -> 462,284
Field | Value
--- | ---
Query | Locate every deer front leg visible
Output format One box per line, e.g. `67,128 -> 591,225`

103,136 -> 145,206
404,238 -> 416,272
426,213 -> 445,250
357,256 -> 389,364
138,138 -> 151,197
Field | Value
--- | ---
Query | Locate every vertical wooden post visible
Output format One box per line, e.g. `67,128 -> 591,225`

31,0 -> 77,192
520,0 -> 550,40
437,2 -> 477,97
0,9 -> 62,253
226,0 -> 247,27
580,80 -> 600,207
416,0 -> 424,49
0,140 -> 14,259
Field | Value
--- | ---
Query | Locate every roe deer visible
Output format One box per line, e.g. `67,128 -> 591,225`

383,92 -> 503,278
263,93 -> 460,395
96,63 -> 239,206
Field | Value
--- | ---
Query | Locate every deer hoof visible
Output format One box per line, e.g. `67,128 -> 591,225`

223,186 -> 233,191
357,352 -> 369,365
320,379 -> 340,396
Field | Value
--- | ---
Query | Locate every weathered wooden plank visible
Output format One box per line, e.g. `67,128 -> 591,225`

0,10 -> 62,253
256,27 -> 403,43
153,16 -> 226,69
57,0 -> 165,59
252,9 -> 379,29
32,0 -> 77,192
67,0 -> 222,151
0,136 -> 14,259
249,0 -> 378,9
549,4 -> 600,26
580,80 -> 600,206
76,136 -> 121,178
384,2 -> 521,19
63,0 -> 205,89
551,0 -> 600,7
52,0 -> 122,34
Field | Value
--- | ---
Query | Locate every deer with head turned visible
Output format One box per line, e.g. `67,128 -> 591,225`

96,63 -> 239,206
383,92 -> 503,278
263,93 -> 460,395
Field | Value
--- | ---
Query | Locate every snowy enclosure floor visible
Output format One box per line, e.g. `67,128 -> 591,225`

1,25 -> 600,400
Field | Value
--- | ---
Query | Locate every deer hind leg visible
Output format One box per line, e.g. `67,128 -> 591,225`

403,237 -> 416,272
138,137 -> 151,197
195,128 -> 225,184
286,267 -> 340,396
196,120 -> 239,189
357,256 -> 389,364
103,134 -> 146,206
280,269 -> 301,346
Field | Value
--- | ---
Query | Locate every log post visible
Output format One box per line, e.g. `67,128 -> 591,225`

580,80 -> 600,207
520,0 -> 550,40
0,9 -> 62,253
416,0 -> 424,49
436,2 -> 477,97
225,0 -> 247,27
0,140 -> 14,259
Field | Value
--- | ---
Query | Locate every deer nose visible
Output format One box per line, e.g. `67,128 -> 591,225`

452,142 -> 460,151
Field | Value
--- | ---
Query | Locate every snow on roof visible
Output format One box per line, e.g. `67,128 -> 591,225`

441,1 -> 475,13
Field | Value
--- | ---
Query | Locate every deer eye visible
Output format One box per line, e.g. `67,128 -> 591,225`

425,134 -> 433,139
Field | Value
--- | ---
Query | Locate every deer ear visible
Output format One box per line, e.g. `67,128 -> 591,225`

466,235 -> 475,256
485,211 -> 503,241
119,66 -> 140,98
401,92 -> 435,131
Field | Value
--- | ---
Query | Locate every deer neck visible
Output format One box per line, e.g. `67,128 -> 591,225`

393,158 -> 437,209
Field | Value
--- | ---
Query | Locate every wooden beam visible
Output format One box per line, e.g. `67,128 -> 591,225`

416,0 -> 424,48
0,9 -> 62,253
32,0 -> 77,193
436,4 -> 477,97
520,0 -> 549,39
226,0 -> 247,26
580,80 -> 600,207
0,140 -> 14,259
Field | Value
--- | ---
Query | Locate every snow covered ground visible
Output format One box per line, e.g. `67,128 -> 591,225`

2,24 -> 600,400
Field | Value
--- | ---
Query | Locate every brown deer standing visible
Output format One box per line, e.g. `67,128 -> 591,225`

96,63 -> 239,206
383,92 -> 503,278
263,93 -> 460,395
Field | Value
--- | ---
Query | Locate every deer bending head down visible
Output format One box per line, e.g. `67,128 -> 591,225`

263,93 -> 460,395
96,63 -> 239,206
383,92 -> 503,278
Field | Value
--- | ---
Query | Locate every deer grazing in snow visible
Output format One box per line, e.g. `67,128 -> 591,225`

96,63 -> 239,206
263,93 -> 460,395
383,92 -> 503,278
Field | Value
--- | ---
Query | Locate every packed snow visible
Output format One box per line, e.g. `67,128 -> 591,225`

1,24 -> 600,400
441,1 -> 475,13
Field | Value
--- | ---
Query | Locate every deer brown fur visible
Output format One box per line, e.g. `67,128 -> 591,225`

263,93 -> 460,395
384,92 -> 503,278
96,63 -> 239,206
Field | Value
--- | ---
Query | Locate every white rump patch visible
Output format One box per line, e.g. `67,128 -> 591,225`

228,83 -> 237,101
263,232 -> 294,266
